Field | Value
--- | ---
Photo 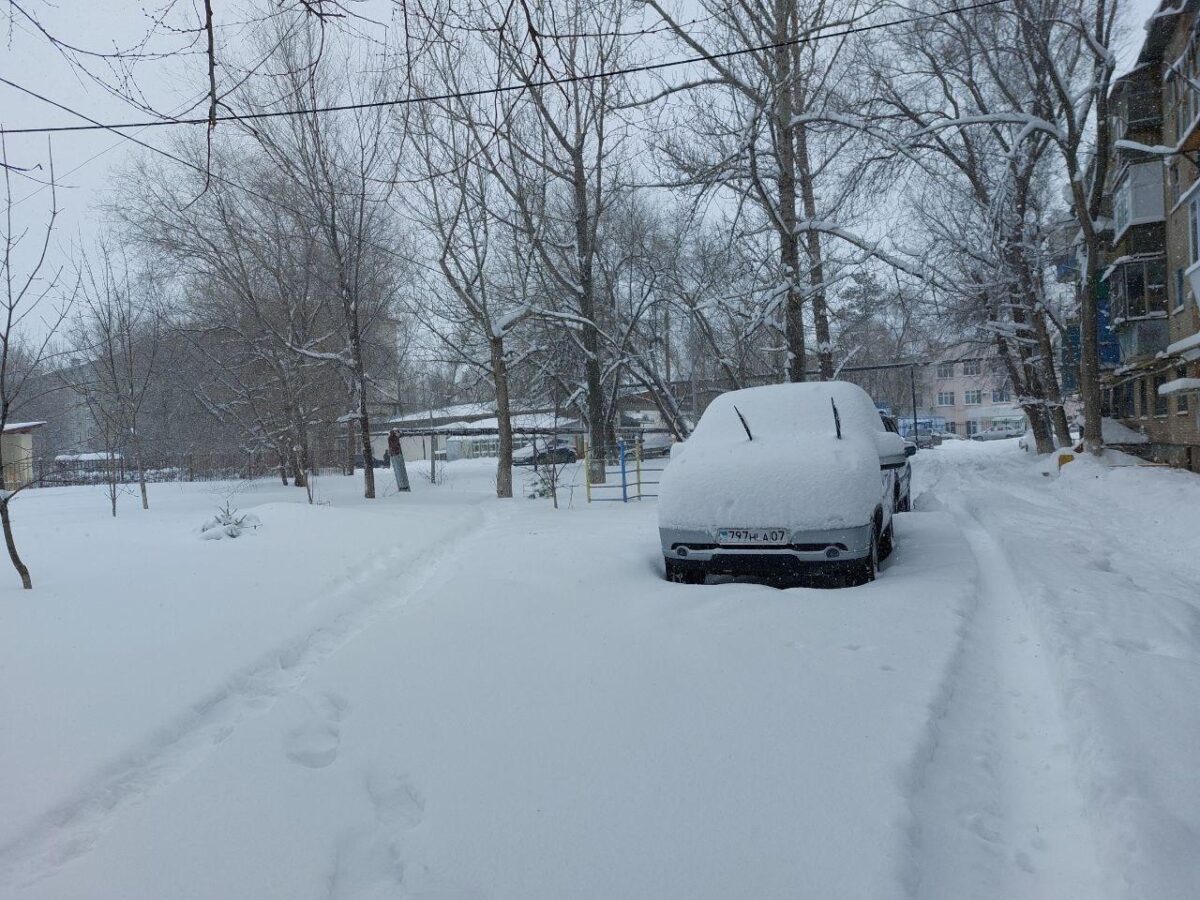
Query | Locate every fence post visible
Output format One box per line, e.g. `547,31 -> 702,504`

584,440 -> 592,503
619,439 -> 628,503
636,439 -> 643,501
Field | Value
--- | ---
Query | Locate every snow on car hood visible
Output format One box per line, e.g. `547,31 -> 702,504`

658,436 -> 881,532
658,383 -> 891,533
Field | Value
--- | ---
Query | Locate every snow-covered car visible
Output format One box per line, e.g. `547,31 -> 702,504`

658,381 -> 915,586
971,420 -> 1027,441
512,437 -> 577,466
636,431 -> 675,458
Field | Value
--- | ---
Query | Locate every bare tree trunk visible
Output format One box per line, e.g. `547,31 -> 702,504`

1078,255 -> 1104,454
1033,315 -> 1072,446
0,500 -> 31,589
795,121 -> 833,381
774,0 -> 807,384
134,436 -> 149,510
348,321 -> 377,498
491,336 -> 514,499
571,148 -> 608,485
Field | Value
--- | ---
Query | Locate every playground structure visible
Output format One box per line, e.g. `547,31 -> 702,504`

582,434 -> 671,503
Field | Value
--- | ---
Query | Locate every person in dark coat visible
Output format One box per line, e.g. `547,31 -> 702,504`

387,428 -> 410,492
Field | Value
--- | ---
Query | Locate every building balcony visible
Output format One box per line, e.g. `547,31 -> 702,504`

1111,162 -> 1165,242
1115,319 -> 1170,363
1104,254 -> 1170,364
1105,254 -> 1168,323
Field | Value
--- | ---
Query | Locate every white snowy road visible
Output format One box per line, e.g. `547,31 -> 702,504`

2,444 -> 1199,899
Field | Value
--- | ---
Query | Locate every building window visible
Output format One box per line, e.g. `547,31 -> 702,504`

937,391 -> 955,406
992,387 -> 1011,403
1154,374 -> 1169,416
1190,194 -> 1200,265
945,421 -> 957,434
965,390 -> 983,405
1178,366 -> 1190,414
1169,161 -> 1182,205
963,358 -> 981,376
1109,255 -> 1168,320
966,421 -> 979,436
936,362 -> 954,378
1176,267 -> 1188,311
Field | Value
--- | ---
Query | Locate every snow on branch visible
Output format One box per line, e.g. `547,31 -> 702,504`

921,113 -> 1066,144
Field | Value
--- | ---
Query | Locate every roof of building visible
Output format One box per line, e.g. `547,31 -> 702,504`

2,421 -> 46,434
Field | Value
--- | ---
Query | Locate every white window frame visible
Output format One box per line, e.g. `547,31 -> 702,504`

936,391 -> 955,407
964,390 -> 983,405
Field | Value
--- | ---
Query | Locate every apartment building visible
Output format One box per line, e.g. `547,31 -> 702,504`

924,353 -> 1024,437
1101,1 -> 1200,471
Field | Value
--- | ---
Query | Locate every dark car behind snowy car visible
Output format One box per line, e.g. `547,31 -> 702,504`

512,437 -> 577,466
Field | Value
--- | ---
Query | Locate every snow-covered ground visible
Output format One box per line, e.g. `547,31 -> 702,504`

1,444 -> 1198,899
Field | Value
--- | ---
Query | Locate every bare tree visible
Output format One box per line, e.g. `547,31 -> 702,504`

0,136 -> 72,589
233,21 -> 412,497
66,249 -> 164,511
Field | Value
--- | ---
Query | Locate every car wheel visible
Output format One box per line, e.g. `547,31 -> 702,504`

849,528 -> 879,586
878,520 -> 895,561
665,558 -> 705,584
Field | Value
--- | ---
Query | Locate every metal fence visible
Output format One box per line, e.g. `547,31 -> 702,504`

32,452 -> 348,488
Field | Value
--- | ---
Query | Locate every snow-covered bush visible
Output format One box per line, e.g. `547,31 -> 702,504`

199,502 -> 262,540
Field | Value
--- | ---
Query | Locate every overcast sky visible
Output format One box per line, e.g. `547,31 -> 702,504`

0,0 -> 1168,339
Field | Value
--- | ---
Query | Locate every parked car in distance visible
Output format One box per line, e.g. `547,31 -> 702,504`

658,381 -> 915,587
971,420 -> 1027,441
636,431 -> 675,458
512,437 -> 577,466
931,430 -> 964,443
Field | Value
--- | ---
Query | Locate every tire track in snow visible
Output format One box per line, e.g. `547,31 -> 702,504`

904,487 -> 1103,899
0,500 -> 500,890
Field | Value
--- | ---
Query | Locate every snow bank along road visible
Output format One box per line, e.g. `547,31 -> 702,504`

1,446 -> 1197,899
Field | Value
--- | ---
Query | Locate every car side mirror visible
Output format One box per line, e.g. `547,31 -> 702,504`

905,443 -> 917,457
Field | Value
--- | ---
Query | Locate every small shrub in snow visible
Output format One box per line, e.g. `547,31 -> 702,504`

200,502 -> 262,540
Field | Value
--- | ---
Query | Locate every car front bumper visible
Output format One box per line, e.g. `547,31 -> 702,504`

660,524 -> 874,575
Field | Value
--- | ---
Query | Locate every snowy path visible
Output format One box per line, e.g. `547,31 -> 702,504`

905,501 -> 1101,899
913,443 -> 1200,899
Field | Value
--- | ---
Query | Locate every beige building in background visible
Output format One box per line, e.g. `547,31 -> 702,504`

1,421 -> 44,490
924,353 -> 1025,436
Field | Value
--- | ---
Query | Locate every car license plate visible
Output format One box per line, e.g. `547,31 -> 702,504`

718,528 -> 789,545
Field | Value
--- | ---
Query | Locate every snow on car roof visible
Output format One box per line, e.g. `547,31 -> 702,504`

692,381 -> 885,443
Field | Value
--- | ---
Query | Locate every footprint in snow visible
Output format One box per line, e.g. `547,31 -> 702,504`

285,721 -> 341,768
366,768 -> 425,829
284,692 -> 348,769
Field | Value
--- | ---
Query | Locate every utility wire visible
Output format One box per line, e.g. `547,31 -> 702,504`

0,0 -> 1015,136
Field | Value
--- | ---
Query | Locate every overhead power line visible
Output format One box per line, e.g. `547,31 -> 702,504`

0,0 -> 1015,136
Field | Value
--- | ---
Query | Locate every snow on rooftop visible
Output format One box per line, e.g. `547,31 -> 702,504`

1101,417 -> 1150,444
54,452 -> 122,462
390,403 -> 496,424
2,421 -> 46,433
1158,377 -> 1200,395
1164,331 -> 1200,358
